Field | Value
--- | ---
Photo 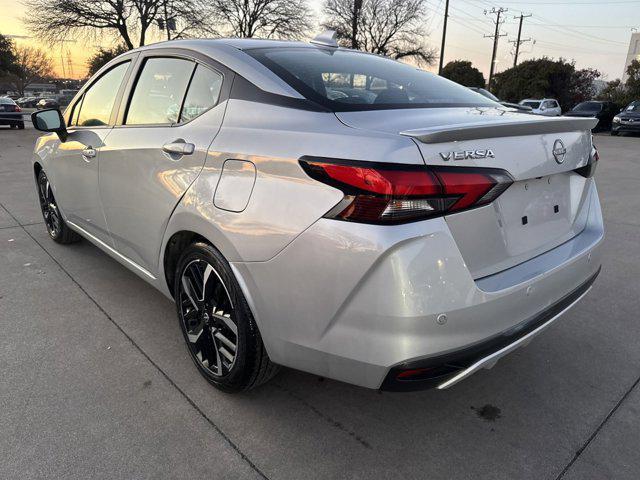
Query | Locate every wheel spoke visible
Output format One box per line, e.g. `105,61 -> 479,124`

181,276 -> 199,311
214,330 -> 236,352
212,310 -> 237,336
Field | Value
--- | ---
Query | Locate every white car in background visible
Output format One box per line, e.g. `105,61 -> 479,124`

520,99 -> 562,116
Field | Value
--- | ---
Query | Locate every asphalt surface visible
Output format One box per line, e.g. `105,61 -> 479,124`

1,125 -> 639,480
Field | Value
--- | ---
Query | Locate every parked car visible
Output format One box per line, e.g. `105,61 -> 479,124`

520,98 -> 562,116
0,97 -> 25,129
564,101 -> 618,131
611,100 -> 640,136
36,98 -> 59,110
17,97 -> 38,108
468,87 -> 532,112
30,34 -> 603,393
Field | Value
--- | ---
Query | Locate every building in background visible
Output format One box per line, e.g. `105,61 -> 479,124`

622,32 -> 640,82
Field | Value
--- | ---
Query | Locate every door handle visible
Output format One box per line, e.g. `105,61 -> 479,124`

82,147 -> 96,159
162,139 -> 195,158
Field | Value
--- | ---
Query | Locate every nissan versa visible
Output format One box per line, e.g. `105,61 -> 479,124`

30,33 -> 603,392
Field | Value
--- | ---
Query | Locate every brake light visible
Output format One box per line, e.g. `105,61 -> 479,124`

15,105 -> 21,112
300,157 -> 513,224
575,145 -> 598,178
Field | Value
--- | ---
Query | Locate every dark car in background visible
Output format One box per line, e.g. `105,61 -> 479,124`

565,101 -> 618,131
36,98 -> 59,110
17,97 -> 39,108
468,87 -> 533,112
611,101 -> 640,136
0,97 -> 25,129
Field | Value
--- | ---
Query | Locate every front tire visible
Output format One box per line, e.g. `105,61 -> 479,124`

174,242 -> 279,392
36,170 -> 81,244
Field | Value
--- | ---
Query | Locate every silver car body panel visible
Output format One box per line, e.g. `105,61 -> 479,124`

32,39 -> 604,390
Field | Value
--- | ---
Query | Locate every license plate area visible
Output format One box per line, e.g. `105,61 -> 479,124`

495,173 -> 584,257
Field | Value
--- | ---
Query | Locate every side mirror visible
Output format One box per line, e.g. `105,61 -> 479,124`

31,108 -> 68,142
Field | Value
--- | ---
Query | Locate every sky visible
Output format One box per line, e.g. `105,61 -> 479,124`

0,0 -> 638,80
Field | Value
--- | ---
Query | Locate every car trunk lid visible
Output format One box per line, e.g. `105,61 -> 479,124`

335,107 -> 597,279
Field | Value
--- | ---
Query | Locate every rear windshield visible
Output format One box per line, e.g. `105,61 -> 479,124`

574,102 -> 602,112
521,101 -> 541,109
246,47 -> 495,111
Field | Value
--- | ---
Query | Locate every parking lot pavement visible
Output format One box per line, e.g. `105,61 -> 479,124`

1,126 -> 639,479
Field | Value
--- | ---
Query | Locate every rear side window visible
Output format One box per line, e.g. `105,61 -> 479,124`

126,57 -> 195,125
75,61 -> 130,127
179,64 -> 223,123
246,47 -> 494,111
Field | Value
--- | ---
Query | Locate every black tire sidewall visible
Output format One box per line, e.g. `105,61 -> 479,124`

174,242 -> 260,392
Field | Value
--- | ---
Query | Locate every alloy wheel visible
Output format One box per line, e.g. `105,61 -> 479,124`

178,259 -> 238,377
37,173 -> 62,238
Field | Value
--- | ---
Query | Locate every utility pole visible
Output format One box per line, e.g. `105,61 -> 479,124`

352,0 -> 363,49
510,13 -> 532,67
484,7 -> 507,92
438,0 -> 450,75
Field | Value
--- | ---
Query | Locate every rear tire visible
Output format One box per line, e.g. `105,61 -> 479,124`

174,242 -> 279,392
17,122 -> 25,130
36,170 -> 81,244
611,131 -> 619,136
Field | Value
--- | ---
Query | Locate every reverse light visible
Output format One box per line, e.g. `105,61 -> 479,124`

299,157 -> 514,224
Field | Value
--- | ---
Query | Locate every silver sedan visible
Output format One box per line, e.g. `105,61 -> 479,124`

30,33 -> 603,392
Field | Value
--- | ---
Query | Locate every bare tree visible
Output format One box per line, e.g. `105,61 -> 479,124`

205,0 -> 313,39
323,0 -> 436,65
8,45 -> 53,96
23,0 -> 207,50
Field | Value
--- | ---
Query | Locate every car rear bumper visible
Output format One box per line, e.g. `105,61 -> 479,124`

380,267 -> 599,391
0,112 -> 24,125
233,181 -> 604,390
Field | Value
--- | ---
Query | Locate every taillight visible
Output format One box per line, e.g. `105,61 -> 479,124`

299,157 -> 513,224
575,145 -> 598,178
14,105 -> 21,112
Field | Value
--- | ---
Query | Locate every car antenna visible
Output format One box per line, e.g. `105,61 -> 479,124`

310,30 -> 339,48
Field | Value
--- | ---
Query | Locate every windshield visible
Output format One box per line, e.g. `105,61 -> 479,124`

626,101 -> 640,111
521,101 -> 541,109
246,47 -> 496,111
574,102 -> 602,112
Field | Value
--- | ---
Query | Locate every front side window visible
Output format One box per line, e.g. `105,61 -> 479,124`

76,61 -> 130,127
246,47 -> 494,111
180,64 -> 223,123
126,57 -> 194,125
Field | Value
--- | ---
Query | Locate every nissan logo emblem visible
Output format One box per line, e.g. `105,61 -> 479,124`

553,139 -> 567,164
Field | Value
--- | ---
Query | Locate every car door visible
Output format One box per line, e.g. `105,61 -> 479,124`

50,60 -> 134,242
98,51 -> 230,275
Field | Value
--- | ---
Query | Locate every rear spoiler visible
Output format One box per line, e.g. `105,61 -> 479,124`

400,116 -> 598,144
